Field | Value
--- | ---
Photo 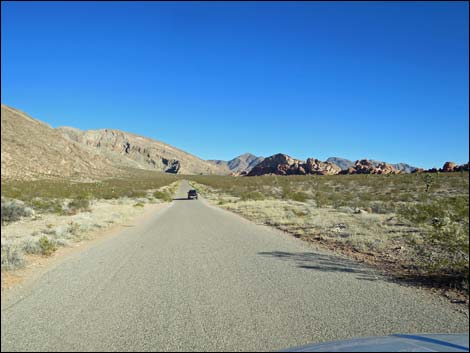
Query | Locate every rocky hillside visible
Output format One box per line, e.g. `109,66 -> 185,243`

247,154 -> 408,176
1,104 -> 121,181
248,155 -> 469,177
326,157 -> 417,173
57,127 -> 223,175
208,153 -> 265,174
247,154 -> 341,176
1,104 -> 225,180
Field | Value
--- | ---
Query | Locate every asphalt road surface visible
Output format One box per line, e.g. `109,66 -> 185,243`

1,181 -> 468,352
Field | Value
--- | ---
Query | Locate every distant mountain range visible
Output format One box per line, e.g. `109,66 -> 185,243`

208,153 -> 265,174
213,155 -> 417,175
2,104 -> 465,181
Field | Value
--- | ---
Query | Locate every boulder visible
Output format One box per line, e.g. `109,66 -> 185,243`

441,162 -> 457,172
248,153 -> 298,176
305,158 -> 341,175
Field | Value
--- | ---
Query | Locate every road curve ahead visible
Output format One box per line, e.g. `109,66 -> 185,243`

1,181 -> 468,352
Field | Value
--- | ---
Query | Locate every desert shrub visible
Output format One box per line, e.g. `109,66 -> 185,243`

1,198 -> 33,223
289,191 -> 309,202
38,236 -> 57,256
29,198 -> 64,215
67,198 -> 91,214
67,222 -> 81,237
240,191 -> 265,201
281,186 -> 309,202
133,202 -> 145,207
22,237 -> 42,254
398,196 -> 468,225
1,242 -> 25,270
369,201 -> 394,214
153,190 -> 172,202
398,196 -> 469,281
314,192 -> 328,208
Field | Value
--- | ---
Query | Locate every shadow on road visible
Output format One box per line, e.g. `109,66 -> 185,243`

258,251 -> 380,281
172,198 -> 198,201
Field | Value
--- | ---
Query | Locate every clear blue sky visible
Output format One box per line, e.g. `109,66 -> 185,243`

2,1 -> 468,168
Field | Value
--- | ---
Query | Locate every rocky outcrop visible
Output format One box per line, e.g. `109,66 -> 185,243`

456,162 -> 469,172
247,154 -> 341,176
326,157 -> 417,173
247,154 -> 297,176
164,159 -> 181,174
439,161 -> 468,172
339,159 -> 400,175
304,158 -> 341,175
247,155 -> 407,177
413,162 -> 469,173
433,162 -> 469,173
441,162 -> 458,172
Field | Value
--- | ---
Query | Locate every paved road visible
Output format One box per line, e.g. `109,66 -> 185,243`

1,181 -> 468,351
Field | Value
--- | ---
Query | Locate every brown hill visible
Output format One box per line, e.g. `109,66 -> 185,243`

1,104 -> 122,181
1,104 -> 225,180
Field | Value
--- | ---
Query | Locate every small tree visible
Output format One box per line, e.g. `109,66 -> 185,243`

423,174 -> 435,193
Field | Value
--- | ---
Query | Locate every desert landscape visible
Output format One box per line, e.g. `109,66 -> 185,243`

2,104 -> 468,301
2,2 -> 468,351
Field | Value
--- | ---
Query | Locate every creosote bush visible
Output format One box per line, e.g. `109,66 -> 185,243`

38,236 -> 57,256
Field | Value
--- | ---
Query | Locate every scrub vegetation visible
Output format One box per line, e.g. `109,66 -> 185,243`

189,172 -> 469,296
1,175 -> 179,271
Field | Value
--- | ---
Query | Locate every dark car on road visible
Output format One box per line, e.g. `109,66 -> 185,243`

188,189 -> 198,200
